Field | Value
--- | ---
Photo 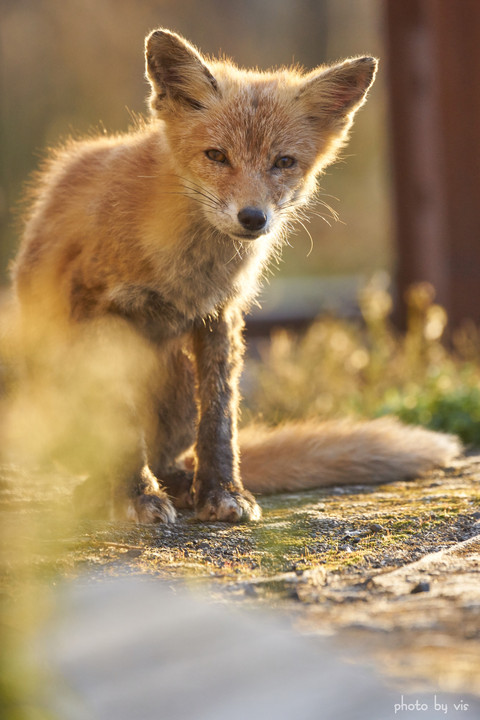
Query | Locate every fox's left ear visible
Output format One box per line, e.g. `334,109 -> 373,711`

145,29 -> 218,114
298,56 -> 378,129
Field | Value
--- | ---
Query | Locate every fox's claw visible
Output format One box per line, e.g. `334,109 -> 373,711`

129,493 -> 177,524
194,487 -> 261,523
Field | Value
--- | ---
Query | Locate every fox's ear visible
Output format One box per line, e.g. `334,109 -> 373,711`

145,29 -> 218,114
299,56 -> 377,128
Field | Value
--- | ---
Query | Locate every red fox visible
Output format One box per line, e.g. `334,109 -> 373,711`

11,29 -> 460,524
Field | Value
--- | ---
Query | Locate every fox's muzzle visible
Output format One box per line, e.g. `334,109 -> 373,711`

237,206 -> 268,233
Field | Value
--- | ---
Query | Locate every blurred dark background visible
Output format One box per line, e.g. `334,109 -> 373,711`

1,0 -> 479,328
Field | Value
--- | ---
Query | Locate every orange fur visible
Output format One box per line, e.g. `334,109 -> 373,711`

238,418 -> 461,494
10,30 -> 459,523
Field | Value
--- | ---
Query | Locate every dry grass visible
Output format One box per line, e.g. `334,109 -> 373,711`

244,279 -> 480,445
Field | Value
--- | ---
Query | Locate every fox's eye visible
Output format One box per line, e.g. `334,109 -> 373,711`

205,149 -> 228,164
274,156 -> 296,169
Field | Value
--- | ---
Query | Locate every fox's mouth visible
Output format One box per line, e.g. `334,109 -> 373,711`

230,231 -> 265,240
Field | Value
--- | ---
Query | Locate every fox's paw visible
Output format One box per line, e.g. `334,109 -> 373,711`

128,493 -> 177,524
194,487 -> 261,523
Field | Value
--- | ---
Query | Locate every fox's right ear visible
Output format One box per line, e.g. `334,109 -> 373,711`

145,29 -> 218,114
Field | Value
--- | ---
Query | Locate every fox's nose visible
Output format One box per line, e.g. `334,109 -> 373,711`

237,206 -> 268,232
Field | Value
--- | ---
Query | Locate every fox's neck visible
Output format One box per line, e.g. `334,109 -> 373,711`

152,216 -> 278,318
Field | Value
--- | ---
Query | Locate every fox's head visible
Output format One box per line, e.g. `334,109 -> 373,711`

145,29 -> 377,242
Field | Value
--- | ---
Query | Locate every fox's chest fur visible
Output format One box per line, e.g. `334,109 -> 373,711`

105,212 -> 273,342
134,212 -> 273,318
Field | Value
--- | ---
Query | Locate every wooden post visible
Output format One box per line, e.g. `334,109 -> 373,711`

385,0 -> 480,327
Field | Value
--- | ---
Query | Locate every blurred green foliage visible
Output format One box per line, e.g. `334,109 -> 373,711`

244,280 -> 480,445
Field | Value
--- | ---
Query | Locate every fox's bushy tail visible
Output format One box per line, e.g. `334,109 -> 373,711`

238,417 -> 461,494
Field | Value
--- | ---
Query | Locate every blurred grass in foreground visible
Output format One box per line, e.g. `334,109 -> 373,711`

245,278 -> 480,445
0,306 -> 156,720
2,278 -> 480,718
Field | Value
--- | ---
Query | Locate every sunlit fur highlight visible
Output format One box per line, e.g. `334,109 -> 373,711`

9,30 -> 459,524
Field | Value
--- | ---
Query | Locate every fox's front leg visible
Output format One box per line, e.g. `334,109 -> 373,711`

192,306 -> 261,522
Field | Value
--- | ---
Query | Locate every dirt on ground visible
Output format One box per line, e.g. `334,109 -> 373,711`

1,454 -> 480,697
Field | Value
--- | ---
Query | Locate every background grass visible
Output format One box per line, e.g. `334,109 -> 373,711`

244,279 -> 480,446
